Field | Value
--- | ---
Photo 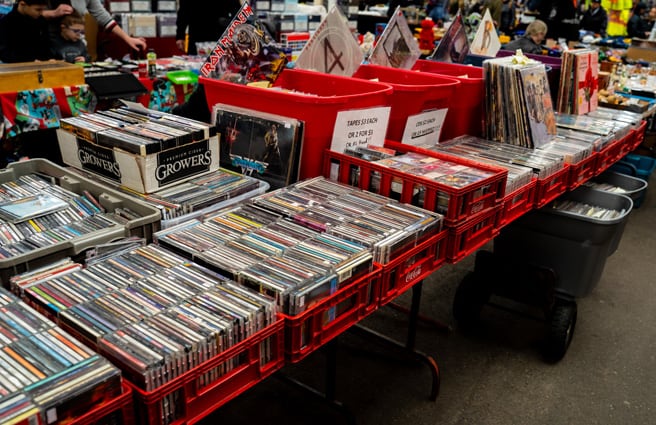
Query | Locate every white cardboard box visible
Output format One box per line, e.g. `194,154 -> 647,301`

57,129 -> 221,194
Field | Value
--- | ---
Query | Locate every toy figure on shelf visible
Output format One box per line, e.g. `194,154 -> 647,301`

419,18 -> 436,52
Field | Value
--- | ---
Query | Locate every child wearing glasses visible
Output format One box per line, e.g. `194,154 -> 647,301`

50,10 -> 89,62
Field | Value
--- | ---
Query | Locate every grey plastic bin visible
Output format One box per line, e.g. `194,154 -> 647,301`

586,171 -> 648,207
494,186 -> 633,298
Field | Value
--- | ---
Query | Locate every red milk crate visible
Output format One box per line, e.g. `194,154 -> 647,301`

618,128 -> 637,158
200,69 -> 393,181
325,143 -> 506,226
534,165 -> 570,208
128,318 -> 285,425
69,381 -> 134,425
629,120 -> 648,151
567,152 -> 599,190
595,138 -> 626,176
351,64 -> 460,142
446,203 -> 502,264
378,229 -> 448,307
496,179 -> 537,229
283,264 -> 382,363
411,59 -> 485,140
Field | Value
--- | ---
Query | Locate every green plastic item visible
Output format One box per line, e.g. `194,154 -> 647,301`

166,70 -> 199,85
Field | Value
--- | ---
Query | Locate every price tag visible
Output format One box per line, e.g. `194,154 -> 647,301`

401,108 -> 448,146
331,106 -> 391,153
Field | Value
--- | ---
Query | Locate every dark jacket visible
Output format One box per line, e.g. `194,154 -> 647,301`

580,6 -> 608,37
50,34 -> 90,63
627,14 -> 651,38
0,5 -> 52,63
175,0 -> 242,54
502,35 -> 543,55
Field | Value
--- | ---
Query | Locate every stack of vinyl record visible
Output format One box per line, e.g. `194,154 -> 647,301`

483,55 -> 557,148
557,48 -> 599,115
0,288 -> 123,425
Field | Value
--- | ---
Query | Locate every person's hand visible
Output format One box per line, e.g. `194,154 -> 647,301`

176,39 -> 186,52
127,36 -> 147,52
74,56 -> 86,63
42,4 -> 73,19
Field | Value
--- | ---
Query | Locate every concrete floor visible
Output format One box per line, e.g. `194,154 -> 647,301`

201,171 -> 656,425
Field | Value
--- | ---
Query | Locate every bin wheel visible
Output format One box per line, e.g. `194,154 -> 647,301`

453,272 -> 490,329
543,300 -> 577,362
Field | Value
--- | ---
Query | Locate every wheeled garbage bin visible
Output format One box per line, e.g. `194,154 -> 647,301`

453,186 -> 633,361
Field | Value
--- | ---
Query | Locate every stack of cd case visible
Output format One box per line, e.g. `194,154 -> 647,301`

10,243 -> 278,394
0,288 -> 124,425
155,177 -> 444,315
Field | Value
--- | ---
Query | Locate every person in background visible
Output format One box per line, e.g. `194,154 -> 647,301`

42,0 -> 146,53
499,0 -> 516,35
0,0 -> 52,63
627,2 -> 651,38
175,0 -> 242,55
580,0 -> 608,37
427,0 -> 449,25
50,10 -> 89,62
501,19 -> 547,54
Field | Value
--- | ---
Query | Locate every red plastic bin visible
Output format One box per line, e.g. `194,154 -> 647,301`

200,69 -> 393,180
283,264 -> 382,363
630,120 -> 648,151
567,152 -> 598,190
497,178 -> 537,230
382,140 -> 507,225
352,64 -> 460,142
446,204 -> 502,264
378,229 -> 448,307
595,138 -> 626,176
70,381 -> 134,425
534,165 -> 570,208
128,318 -> 285,425
411,59 -> 485,140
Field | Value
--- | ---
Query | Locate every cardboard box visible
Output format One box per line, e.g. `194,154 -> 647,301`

626,39 -> 656,62
57,129 -> 221,193
0,61 -> 85,92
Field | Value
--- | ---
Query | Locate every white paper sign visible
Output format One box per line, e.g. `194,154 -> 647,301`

330,106 -> 391,152
401,109 -> 448,146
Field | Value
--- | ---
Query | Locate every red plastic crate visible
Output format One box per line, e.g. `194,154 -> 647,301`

446,204 -> 502,264
595,138 -> 626,176
567,152 -> 598,190
378,229 -> 448,307
534,165 -> 570,208
629,120 -> 648,152
496,179 -> 537,230
128,318 -> 285,425
325,144 -> 506,226
200,69 -> 393,180
283,264 -> 382,363
69,381 -> 134,425
411,60 -> 485,140
352,64 -> 460,142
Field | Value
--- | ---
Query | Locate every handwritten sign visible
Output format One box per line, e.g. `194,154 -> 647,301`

401,109 -> 447,146
330,106 -> 391,153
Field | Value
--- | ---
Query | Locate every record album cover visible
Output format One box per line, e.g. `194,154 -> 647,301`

428,11 -> 470,63
294,6 -> 364,76
199,2 -> 288,85
469,9 -> 500,57
368,6 -> 421,69
214,104 -> 303,189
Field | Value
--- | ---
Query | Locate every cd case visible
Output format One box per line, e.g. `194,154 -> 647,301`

0,194 -> 68,223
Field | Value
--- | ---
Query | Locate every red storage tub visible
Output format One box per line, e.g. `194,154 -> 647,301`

411,59 -> 485,140
70,381 -> 134,425
378,229 -> 448,307
128,318 -> 285,425
200,69 -> 393,180
352,64 -> 460,142
283,264 -> 382,363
